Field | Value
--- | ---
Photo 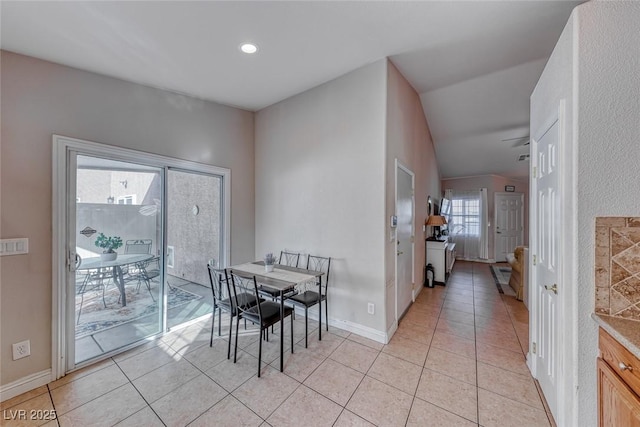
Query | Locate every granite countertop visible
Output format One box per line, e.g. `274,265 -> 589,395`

592,313 -> 640,359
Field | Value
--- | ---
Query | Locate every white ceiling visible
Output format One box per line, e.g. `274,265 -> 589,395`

1,1 -> 583,179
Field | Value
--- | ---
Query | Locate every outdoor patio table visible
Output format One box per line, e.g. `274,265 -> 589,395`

78,254 -> 153,307
228,261 -> 325,372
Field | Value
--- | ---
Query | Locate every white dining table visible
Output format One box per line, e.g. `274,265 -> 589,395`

78,254 -> 153,307
228,261 -> 325,372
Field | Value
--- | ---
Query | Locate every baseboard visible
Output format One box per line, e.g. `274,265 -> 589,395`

294,306 -> 388,344
386,322 -> 398,344
0,369 -> 52,403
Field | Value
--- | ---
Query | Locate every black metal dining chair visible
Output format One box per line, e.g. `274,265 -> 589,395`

207,263 -> 259,359
287,255 -> 331,347
279,250 -> 300,267
228,269 -> 294,377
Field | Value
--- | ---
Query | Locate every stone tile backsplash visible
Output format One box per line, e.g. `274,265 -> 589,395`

595,217 -> 640,320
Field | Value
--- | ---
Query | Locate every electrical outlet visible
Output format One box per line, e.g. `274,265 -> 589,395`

12,340 -> 31,360
367,303 -> 375,315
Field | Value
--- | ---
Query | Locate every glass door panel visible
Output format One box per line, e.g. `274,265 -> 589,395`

166,169 -> 221,329
73,155 -> 163,363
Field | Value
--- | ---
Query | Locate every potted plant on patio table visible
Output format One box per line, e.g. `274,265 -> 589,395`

95,233 -> 123,262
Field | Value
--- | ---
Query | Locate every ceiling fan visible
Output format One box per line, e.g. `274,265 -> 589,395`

502,135 -> 530,147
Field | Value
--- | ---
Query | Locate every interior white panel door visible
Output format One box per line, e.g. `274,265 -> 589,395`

495,193 -> 524,261
535,118 -> 560,418
396,165 -> 414,318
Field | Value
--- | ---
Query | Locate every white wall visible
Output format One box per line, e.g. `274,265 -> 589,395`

0,51 -> 255,387
255,60 -> 388,336
531,2 -> 640,425
575,2 -> 640,425
385,61 -> 441,330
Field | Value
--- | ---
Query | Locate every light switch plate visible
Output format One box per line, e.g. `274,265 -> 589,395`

0,238 -> 29,256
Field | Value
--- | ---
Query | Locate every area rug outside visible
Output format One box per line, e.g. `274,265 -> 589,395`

490,265 -> 516,297
76,284 -> 202,338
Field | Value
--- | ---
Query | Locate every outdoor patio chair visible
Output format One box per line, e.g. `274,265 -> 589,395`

76,254 -> 115,324
124,239 -> 152,254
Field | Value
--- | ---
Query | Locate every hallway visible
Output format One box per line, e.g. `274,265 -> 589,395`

1,261 -> 553,426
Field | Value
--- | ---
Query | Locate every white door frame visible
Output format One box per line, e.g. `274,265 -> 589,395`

394,160 -> 415,328
493,192 -> 525,261
528,100 -> 577,426
52,135 -> 231,379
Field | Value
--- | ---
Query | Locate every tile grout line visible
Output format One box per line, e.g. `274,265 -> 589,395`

472,264 -> 481,427
112,357 -> 168,427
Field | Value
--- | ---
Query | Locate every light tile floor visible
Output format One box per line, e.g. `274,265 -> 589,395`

1,261 -> 554,426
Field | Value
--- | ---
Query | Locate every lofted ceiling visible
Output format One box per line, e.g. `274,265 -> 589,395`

1,1 -> 583,179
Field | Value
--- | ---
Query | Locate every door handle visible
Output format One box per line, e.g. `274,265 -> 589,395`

397,251 -> 404,256
496,232 -> 501,234
544,284 -> 558,294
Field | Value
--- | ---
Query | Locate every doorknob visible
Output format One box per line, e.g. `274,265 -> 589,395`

544,284 -> 558,294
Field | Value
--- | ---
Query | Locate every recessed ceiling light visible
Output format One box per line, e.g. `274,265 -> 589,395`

240,43 -> 258,54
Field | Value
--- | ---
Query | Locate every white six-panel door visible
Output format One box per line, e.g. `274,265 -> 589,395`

494,192 -> 524,262
534,118 -> 560,418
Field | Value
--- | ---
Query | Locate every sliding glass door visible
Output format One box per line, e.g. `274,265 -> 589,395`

55,135 -> 230,375
165,169 -> 221,329
72,155 -> 163,364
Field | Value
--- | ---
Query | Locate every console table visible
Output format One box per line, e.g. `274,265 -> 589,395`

426,237 -> 456,285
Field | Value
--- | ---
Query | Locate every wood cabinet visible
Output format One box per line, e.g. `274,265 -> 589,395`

426,238 -> 455,285
599,328 -> 640,426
